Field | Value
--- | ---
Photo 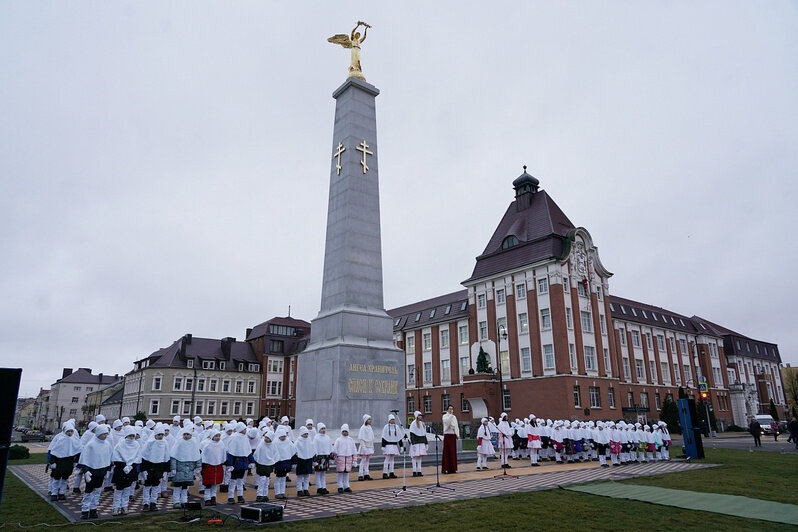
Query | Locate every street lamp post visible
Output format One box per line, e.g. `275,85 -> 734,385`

497,324 -> 508,412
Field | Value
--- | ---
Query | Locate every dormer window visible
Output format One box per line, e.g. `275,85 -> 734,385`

501,235 -> 519,249
187,359 -> 194,369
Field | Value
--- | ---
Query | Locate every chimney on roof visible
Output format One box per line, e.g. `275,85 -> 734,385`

98,373 -> 103,383
246,328 -> 253,338
62,368 -> 73,379
221,337 -> 235,359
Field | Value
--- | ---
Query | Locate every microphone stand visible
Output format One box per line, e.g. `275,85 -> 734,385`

493,431 -> 518,480
394,432 -> 420,497
426,427 -> 454,494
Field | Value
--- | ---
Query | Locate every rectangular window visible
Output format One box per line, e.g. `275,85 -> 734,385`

627,391 -> 634,407
537,277 -> 549,294
248,380 -> 256,394
73,386 -> 81,391
220,401 -> 229,416
479,321 -> 488,340
440,329 -> 449,349
516,283 -> 526,299
544,344 -> 555,369
589,386 -> 601,408
680,339 -> 688,354
173,377 -> 182,391
661,362 -> 670,383
573,385 -> 581,407
569,343 -> 577,369
187,359 -> 194,369
459,325 -> 468,344
424,395 -> 432,414
581,311 -> 593,333
422,332 -> 432,351
461,393 -> 470,412
669,337 -> 676,352
209,379 -> 218,392
268,359 -> 284,373
442,393 -> 451,410
69,408 -> 77,416
207,401 -> 216,415
596,286 -> 602,300
502,389 -> 512,410
407,364 -> 415,385
540,308 -> 551,330
623,357 -> 631,379
619,327 -> 626,346
202,360 -> 215,370
709,343 -> 718,358
424,362 -> 432,382
233,401 -> 242,416
460,356 -> 470,378
500,351 -> 510,377
519,313 -> 529,334
270,340 -> 284,353
497,316 -> 507,334
149,399 -> 159,415
632,330 -> 641,347
222,380 -> 230,393
153,377 -> 162,391
496,288 -> 505,305
584,346 -> 596,371
608,388 -> 615,408
563,276 -> 570,292
655,393 -> 661,410
71,397 -> 79,403
246,401 -> 254,416
406,335 -> 415,353
684,365 -> 691,383
235,380 -> 243,394
577,281 -> 588,298
649,360 -> 657,383
674,363 -> 681,384
640,392 -> 649,409
477,293 -> 486,308
657,335 -> 665,350
171,400 -> 180,415
635,359 -> 645,381
646,333 -> 652,348
197,378 -> 205,392
248,363 -> 259,372
182,401 -> 190,415
713,367 -> 723,386
600,315 -> 606,334
566,307 -> 573,329
219,361 -> 225,371
185,378 -> 193,391
603,348 -> 611,374
521,347 -> 532,373
407,396 -> 415,414
441,359 -> 450,382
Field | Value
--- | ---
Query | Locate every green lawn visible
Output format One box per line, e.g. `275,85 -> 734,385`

2,449 -> 796,530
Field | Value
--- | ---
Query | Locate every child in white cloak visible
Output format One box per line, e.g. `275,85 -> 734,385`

658,421 -> 671,460
46,422 -> 81,501
169,427 -> 202,509
380,414 -> 403,479
526,416 -> 542,466
496,413 -> 513,468
408,411 -> 428,477
109,420 -> 125,448
313,423 -> 333,494
550,421 -> 565,463
593,422 -> 610,467
140,424 -> 170,511
635,423 -> 647,462
652,423 -> 664,461
74,422 -> 98,494
200,429 -> 226,506
273,426 -> 296,499
225,422 -> 254,504
644,424 -> 656,461
252,430 -> 277,502
110,426 -> 141,515
77,425 -> 113,520
219,423 -> 235,493
608,421 -> 622,466
516,418 -> 529,460
332,424 -> 357,493
476,417 -> 494,470
356,414 -> 375,481
305,419 -> 316,440
160,425 -> 175,498
295,426 -> 316,496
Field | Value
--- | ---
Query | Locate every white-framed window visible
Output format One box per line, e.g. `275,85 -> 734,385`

502,389 -> 512,410
441,359 -> 450,381
569,343 -> 577,369
709,344 -> 718,358
537,277 -> 549,294
407,364 -> 415,385
599,315 -> 606,334
573,385 -> 581,407
577,282 -> 588,298
500,351 -> 510,376
423,361 -> 432,382
669,337 -> 676,352
149,399 -> 159,415
171,400 -> 180,415
649,360 -> 657,383
608,388 -> 615,408
477,293 -> 486,309
267,380 -> 282,396
603,348 -> 610,374
563,276 -> 569,292
195,401 -> 203,415
173,377 -> 182,391
207,401 -> 216,415
406,335 -> 415,353
238,363 -> 244,372
623,357 -> 631,379
632,330 -> 641,347
202,360 -> 215,370
423,332 -> 432,351
69,408 -> 77,416
521,347 -> 532,373
209,379 -> 218,392
584,346 -> 596,371
233,401 -> 242,416
235,380 -> 243,394
267,359 -> 284,373
152,376 -> 162,391
187,359 -> 194,369
73,386 -> 81,391
424,395 -> 433,414
516,283 -> 526,299
581,311 -> 593,333
71,396 -> 78,403
440,329 -> 449,349
219,361 -> 226,370
247,380 -> 255,394
684,364 -> 692,383
543,344 -> 555,369
519,313 -> 529,334
566,307 -> 573,329
635,359 -> 645,381
540,308 -> 551,330
640,392 -> 649,408
222,380 -> 230,393
674,363 -> 681,384
657,335 -> 665,350
619,327 -> 626,346
596,286 -> 602,300
182,401 -> 190,415
459,325 -> 469,344
220,401 -> 229,416
713,366 -> 723,385
679,339 -> 688,354
479,321 -> 488,340
249,363 -> 260,372
185,378 -> 193,391
589,386 -> 601,408
661,362 -> 670,383
646,333 -> 652,349
246,401 -> 254,416
460,356 -> 470,377
197,378 -> 205,392
496,288 -> 505,305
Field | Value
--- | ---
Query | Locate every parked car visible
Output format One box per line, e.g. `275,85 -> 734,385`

755,414 -> 776,435
21,431 -> 46,442
15,426 -> 29,433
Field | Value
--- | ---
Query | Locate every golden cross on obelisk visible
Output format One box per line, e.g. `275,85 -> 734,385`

333,141 -> 346,175
356,140 -> 373,174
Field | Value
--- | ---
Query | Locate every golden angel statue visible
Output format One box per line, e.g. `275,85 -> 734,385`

328,21 -> 371,81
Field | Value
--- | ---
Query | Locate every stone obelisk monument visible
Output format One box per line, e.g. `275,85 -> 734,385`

295,23 -> 404,431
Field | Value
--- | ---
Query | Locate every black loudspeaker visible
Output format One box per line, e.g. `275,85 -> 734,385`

0,368 -> 23,512
240,502 -> 284,523
184,501 -> 202,511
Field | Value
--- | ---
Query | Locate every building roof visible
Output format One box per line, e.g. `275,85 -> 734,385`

388,289 -> 469,331
609,295 -> 699,334
690,315 -> 781,364
246,316 -> 311,341
464,186 -> 575,284
55,368 -> 121,386
101,388 -> 124,406
133,335 -> 258,370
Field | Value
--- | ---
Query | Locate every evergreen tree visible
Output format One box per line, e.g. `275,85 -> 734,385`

769,399 -> 779,421
659,395 -> 681,434
678,386 -> 687,399
476,347 -> 491,373
134,411 -> 148,422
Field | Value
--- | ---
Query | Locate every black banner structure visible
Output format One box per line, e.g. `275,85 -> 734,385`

0,368 -> 22,512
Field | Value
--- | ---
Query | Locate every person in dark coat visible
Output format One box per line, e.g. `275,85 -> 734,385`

788,418 -> 798,450
748,419 -> 762,447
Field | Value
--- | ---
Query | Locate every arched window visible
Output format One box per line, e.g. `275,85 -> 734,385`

502,235 -> 519,249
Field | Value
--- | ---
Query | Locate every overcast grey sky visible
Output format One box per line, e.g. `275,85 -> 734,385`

2,2 -> 796,397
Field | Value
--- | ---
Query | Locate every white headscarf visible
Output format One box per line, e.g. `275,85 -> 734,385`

141,425 -> 171,464
78,425 -> 113,470
410,412 -> 426,437
112,426 -> 142,466
201,430 -> 227,466
48,423 -> 82,458
295,426 -> 315,459
358,414 -> 374,443
225,425 -> 252,457
314,424 -> 332,455
273,426 -> 296,461
170,428 -> 200,462
381,415 -> 403,442
253,431 -> 278,466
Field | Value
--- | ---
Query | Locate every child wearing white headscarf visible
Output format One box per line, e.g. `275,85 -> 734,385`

253,431 -> 277,502
140,424 -> 171,511
273,426 -> 296,499
111,426 -> 141,515
295,426 -> 316,496
169,427 -> 201,509
313,423 -> 333,494
225,422 -> 253,505
200,429 -> 226,506
496,413 -> 513,468
526,416 -> 542,466
77,425 -> 113,520
46,422 -> 81,501
593,422 -> 610,467
550,421 -> 565,463
408,411 -> 427,476
380,414 -> 403,479
332,424 -> 356,493
476,418 -> 494,470
356,414 -> 375,481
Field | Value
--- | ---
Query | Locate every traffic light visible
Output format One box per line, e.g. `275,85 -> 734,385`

700,391 -> 708,399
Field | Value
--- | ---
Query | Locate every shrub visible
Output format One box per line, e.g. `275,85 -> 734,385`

9,445 -> 30,460
727,424 -> 746,432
